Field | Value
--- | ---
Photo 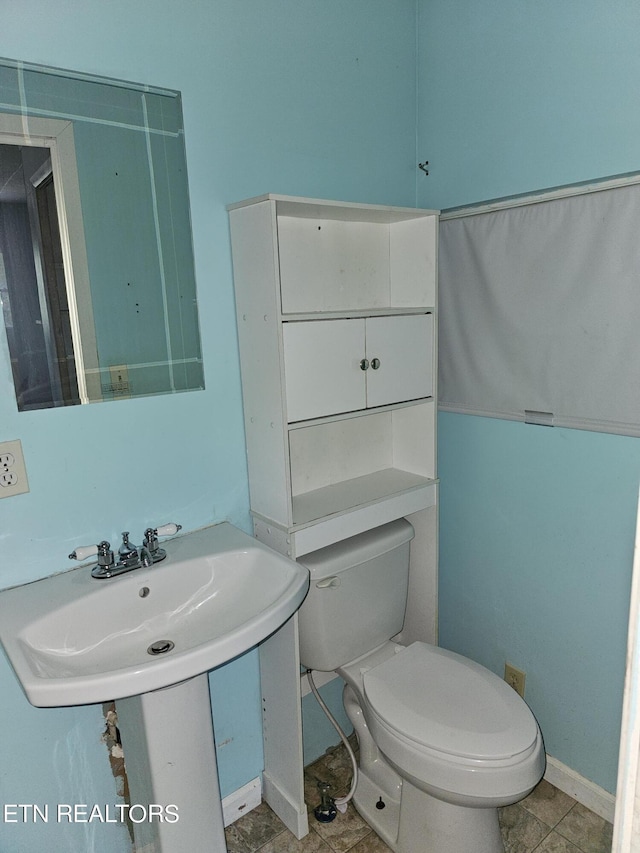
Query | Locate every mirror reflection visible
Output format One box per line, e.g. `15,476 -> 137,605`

0,58 -> 204,410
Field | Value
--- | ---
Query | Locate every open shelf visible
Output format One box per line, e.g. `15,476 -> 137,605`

288,402 -> 435,527
292,468 -> 436,527
277,208 -> 437,315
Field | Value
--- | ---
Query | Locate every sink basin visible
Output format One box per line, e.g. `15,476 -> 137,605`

0,523 -> 309,707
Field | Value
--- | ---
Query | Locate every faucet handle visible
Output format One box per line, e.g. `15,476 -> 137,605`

69,544 -> 99,561
155,523 -> 182,537
69,540 -> 114,568
142,523 -> 181,563
143,523 -> 181,547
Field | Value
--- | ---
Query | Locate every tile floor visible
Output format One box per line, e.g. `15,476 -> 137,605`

225,740 -> 613,853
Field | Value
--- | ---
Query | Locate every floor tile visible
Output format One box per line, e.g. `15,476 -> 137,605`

534,830 -> 582,852
500,802 -> 552,853
225,800 -> 286,852
258,826 -> 334,852
521,779 -> 576,827
555,802 -> 613,853
349,830 -> 394,852
224,822 -> 252,853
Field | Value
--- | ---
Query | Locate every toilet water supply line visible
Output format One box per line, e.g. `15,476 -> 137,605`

305,670 -> 358,818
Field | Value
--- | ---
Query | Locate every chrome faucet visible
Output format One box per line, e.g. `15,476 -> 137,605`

69,523 -> 182,579
118,532 -> 139,566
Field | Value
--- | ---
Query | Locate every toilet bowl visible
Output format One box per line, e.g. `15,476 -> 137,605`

338,642 -> 545,853
297,520 -> 545,853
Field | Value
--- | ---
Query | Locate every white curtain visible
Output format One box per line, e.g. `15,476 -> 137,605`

438,181 -> 640,436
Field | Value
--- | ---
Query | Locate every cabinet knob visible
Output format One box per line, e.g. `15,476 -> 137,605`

371,358 -> 381,370
360,358 -> 370,371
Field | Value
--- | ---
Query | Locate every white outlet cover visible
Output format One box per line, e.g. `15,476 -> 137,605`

0,439 -> 29,498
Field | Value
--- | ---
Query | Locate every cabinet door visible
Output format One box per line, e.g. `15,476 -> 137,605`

365,314 -> 433,408
283,319 -> 366,421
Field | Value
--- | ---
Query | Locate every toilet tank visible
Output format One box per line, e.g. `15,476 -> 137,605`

297,519 -> 414,671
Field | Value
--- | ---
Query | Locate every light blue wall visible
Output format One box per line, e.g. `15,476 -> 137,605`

4,0 -> 633,839
0,2 -> 417,850
417,0 -> 640,793
302,679 -> 353,767
438,415 -> 637,793
417,0 -> 640,210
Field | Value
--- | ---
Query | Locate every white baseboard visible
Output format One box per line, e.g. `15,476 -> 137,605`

222,776 -> 262,827
545,754 -> 616,824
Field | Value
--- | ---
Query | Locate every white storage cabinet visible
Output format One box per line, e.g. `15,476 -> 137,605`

283,313 -> 434,421
229,195 -> 439,548
228,194 -> 439,839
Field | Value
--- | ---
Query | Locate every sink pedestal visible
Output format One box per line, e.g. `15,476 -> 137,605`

116,673 -> 226,853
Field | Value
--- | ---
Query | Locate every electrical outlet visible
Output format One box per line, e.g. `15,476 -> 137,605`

504,663 -> 526,698
0,439 -> 29,499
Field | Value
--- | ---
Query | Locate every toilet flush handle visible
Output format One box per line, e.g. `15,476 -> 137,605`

316,576 -> 341,589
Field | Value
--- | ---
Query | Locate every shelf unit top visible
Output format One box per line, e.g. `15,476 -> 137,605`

227,193 -> 439,223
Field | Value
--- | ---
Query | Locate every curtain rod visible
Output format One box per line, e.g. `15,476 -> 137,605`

441,170 -> 640,220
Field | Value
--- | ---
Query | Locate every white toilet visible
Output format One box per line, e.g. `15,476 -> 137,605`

298,518 -> 545,853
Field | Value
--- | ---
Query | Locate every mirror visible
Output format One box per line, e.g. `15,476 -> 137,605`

0,57 -> 204,410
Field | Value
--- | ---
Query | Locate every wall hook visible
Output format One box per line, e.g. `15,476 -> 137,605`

418,161 -> 429,176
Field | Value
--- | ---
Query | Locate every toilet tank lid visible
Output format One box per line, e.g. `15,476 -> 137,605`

297,519 -> 414,580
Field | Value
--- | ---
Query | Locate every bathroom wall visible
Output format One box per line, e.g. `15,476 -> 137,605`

0,3 -> 418,851
417,0 -> 640,794
4,1 -> 634,842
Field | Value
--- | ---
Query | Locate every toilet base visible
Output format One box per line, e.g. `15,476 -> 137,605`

352,764 -> 504,853
351,769 -> 400,849
396,780 -> 504,853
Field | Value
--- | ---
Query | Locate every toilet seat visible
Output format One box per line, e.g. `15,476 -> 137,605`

363,642 -> 539,762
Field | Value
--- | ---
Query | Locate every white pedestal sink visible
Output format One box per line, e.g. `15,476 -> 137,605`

0,523 -> 310,853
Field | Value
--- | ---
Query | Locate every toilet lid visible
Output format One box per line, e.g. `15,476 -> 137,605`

363,642 -> 539,761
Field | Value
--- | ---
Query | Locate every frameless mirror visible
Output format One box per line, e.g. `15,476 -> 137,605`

0,58 -> 204,410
